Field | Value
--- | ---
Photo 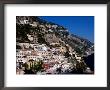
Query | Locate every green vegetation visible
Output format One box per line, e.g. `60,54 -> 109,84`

24,60 -> 43,74
16,24 -> 32,42
16,45 -> 22,49
75,61 -> 87,71
37,33 -> 47,44
74,47 -> 83,55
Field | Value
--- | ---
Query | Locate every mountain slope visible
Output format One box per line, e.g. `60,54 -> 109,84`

16,16 -> 94,57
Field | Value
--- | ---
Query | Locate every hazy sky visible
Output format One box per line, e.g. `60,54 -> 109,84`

39,16 -> 94,43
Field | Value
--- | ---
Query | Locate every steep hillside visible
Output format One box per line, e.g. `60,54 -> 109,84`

16,16 -> 94,57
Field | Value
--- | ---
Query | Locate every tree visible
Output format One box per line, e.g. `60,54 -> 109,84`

64,51 -> 71,58
16,45 -> 22,49
75,61 -> 86,72
23,60 -> 44,74
74,47 -> 83,55
37,33 -> 47,44
33,60 -> 43,72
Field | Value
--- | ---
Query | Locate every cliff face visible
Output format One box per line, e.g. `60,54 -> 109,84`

16,16 -> 94,57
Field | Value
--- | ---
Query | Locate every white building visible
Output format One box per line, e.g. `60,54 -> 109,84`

27,34 -> 33,41
27,54 -> 43,61
34,44 -> 47,51
19,20 -> 29,24
17,43 -> 30,49
30,22 -> 38,27
16,50 -> 32,63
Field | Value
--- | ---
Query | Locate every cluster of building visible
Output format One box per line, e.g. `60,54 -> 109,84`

16,40 -> 84,74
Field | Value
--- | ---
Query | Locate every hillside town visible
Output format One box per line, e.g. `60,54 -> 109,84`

16,16 -> 94,74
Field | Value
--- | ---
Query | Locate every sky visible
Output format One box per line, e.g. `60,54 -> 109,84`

39,16 -> 94,43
